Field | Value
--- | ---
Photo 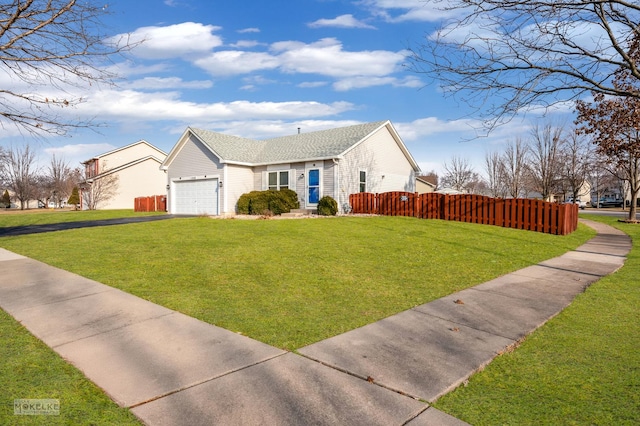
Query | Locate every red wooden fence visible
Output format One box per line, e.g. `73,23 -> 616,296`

134,195 -> 167,212
349,192 -> 579,235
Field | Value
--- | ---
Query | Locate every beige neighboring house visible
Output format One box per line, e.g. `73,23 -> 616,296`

80,140 -> 167,210
161,120 -> 421,215
416,176 -> 437,194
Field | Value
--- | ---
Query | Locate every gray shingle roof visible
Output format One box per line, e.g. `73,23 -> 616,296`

189,121 -> 388,165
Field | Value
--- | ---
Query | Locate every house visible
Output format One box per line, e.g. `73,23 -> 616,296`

80,140 -> 168,210
416,175 -> 437,194
161,120 -> 420,215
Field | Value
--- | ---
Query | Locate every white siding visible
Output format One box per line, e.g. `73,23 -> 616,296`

225,165 -> 254,214
101,142 -> 164,170
339,126 -> 416,212
93,158 -> 166,210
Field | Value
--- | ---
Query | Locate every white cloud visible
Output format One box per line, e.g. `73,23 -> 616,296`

43,143 -> 117,166
308,14 -> 376,29
273,38 -> 405,78
124,77 -> 213,90
238,27 -> 260,34
394,117 -> 479,141
230,40 -> 264,48
193,38 -> 405,79
194,50 -> 280,75
333,75 -> 422,91
75,88 -> 355,122
362,0 -> 459,22
298,81 -> 329,88
122,22 -> 223,59
333,76 -> 397,91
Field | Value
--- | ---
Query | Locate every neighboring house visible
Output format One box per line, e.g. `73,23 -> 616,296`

161,120 -> 421,215
80,140 -> 168,210
416,175 -> 437,194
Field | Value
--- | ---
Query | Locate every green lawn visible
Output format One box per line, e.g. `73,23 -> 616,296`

0,215 -> 594,350
434,215 -> 640,425
0,209 -> 165,227
5,212 -> 638,424
0,308 -> 141,425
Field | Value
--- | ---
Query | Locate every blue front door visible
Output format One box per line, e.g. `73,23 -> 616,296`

308,169 -> 320,205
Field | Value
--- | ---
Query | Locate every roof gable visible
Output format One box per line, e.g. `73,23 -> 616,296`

162,120 -> 420,171
86,140 -> 167,163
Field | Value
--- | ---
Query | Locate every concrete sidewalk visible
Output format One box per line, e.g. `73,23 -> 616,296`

0,219 -> 631,425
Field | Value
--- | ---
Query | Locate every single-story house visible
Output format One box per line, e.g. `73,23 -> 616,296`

161,120 -> 421,215
80,140 -> 168,210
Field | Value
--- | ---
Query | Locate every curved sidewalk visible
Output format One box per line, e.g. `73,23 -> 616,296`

0,219 -> 631,425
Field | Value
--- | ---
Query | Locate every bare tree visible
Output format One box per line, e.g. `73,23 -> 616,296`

502,138 -> 530,198
0,146 -> 7,185
408,1 -> 640,130
0,0 -> 133,136
79,165 -> 119,210
559,131 -> 594,202
576,35 -> 640,219
527,123 -> 564,200
441,156 -> 480,193
484,151 -> 506,197
0,144 -> 39,209
47,155 -> 78,207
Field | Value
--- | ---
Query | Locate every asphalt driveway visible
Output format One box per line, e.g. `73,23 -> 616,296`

0,215 -> 182,237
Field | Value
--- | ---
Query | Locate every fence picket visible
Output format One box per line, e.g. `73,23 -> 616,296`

348,192 -> 578,235
134,195 -> 167,212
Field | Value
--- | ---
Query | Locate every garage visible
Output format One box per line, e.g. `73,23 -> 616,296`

172,178 -> 219,215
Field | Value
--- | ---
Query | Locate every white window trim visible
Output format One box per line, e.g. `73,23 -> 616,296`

264,170 -> 292,191
359,169 -> 367,193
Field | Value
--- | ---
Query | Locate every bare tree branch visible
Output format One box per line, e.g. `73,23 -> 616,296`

0,0 -> 134,136
408,0 -> 640,131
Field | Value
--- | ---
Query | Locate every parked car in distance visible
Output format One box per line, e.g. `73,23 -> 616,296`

565,198 -> 588,209
594,197 -> 624,208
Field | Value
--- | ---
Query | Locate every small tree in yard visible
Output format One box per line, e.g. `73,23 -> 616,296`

1,189 -> 10,207
80,166 -> 119,210
67,186 -> 80,207
576,35 -> 640,221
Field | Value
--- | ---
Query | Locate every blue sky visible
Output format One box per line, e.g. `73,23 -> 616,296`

4,0 -> 570,175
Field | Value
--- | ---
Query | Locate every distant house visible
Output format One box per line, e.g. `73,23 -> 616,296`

416,175 -> 437,194
161,120 -> 421,215
80,140 -> 167,210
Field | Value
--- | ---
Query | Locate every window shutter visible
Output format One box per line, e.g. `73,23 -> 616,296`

261,171 -> 267,190
289,169 -> 296,190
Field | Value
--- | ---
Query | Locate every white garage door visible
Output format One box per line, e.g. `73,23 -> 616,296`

173,178 -> 219,215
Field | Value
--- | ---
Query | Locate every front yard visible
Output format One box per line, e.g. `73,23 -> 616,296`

1,212 -> 636,424
0,215 -> 594,350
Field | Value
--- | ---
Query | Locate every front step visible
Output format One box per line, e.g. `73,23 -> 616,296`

281,208 -> 316,217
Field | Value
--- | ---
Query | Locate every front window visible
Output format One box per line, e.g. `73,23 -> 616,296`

359,170 -> 367,193
268,171 -> 289,190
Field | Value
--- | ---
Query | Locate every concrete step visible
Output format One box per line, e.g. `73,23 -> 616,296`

281,209 -> 316,217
